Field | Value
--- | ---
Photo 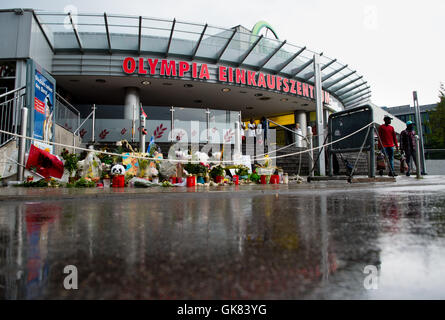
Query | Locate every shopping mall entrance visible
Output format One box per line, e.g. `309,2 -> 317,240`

54,74 -> 319,148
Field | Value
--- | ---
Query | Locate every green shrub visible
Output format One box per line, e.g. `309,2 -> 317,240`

249,172 -> 260,183
61,148 -> 78,175
72,178 -> 95,188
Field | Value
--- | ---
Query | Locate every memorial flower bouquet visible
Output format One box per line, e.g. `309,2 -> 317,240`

210,165 -> 225,181
60,148 -> 79,177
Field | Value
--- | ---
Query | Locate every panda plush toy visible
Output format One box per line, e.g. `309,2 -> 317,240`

111,164 -> 125,176
110,164 -> 126,188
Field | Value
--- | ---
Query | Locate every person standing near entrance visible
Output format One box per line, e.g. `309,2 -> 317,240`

400,120 -> 417,176
240,122 -> 246,141
247,119 -> 257,138
260,116 -> 268,145
378,115 -> 399,176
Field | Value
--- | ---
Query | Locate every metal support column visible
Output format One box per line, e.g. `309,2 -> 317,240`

294,111 -> 307,147
132,104 -> 136,143
91,104 -> 96,143
139,106 -> 146,153
17,107 -> 28,182
413,91 -> 427,174
313,54 -> 325,175
206,108 -> 210,143
170,106 -> 174,142
234,121 -> 241,157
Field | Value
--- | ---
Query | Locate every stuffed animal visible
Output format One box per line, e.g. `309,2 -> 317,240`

111,164 -> 126,176
193,151 -> 209,165
209,151 -> 222,163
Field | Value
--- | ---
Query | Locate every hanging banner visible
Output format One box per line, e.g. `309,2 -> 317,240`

26,60 -> 56,154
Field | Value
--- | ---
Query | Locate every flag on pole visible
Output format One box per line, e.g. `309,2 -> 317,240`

26,144 -> 64,179
148,135 -> 155,151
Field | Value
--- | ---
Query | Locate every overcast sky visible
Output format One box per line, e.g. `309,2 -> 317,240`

2,0 -> 444,107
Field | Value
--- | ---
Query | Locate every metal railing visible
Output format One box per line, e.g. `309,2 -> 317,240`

0,86 -> 26,147
55,92 -> 80,133
266,118 -> 314,177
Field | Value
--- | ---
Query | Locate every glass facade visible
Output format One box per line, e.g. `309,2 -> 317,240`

78,105 -> 240,144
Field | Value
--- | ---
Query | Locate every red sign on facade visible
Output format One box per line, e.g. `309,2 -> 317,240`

122,57 -> 331,104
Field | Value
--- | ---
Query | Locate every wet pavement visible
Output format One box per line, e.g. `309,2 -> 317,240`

1,176 -> 445,299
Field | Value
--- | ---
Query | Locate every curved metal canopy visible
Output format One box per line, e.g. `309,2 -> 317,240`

31,9 -> 371,107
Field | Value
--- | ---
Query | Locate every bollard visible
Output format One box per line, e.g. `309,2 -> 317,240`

415,135 -> 422,179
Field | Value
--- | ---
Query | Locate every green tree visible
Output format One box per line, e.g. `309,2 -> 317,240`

426,83 -> 445,149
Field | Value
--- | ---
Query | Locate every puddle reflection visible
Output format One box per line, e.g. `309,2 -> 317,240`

0,188 -> 444,299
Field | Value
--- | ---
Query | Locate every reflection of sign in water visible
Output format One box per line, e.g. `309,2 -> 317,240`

25,203 -> 60,299
33,70 -> 55,142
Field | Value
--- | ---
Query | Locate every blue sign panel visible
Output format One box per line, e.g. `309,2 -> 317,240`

33,70 -> 55,141
26,60 -> 56,152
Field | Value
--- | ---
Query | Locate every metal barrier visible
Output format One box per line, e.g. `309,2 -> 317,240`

266,118 -> 314,176
327,105 -> 376,178
0,86 -> 26,147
